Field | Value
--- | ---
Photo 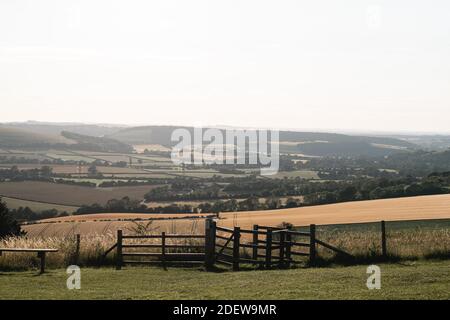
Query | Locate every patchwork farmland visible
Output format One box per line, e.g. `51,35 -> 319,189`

1,123 -> 450,301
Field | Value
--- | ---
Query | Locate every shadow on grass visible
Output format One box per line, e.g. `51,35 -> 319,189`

2,251 -> 449,273
309,252 -> 402,267
423,250 -> 450,260
308,250 -> 450,267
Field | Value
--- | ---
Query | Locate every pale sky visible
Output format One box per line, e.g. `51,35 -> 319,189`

1,0 -> 449,133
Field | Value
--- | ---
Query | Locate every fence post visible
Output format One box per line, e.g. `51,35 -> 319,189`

233,226 -> 240,271
309,224 -> 316,266
75,234 -> 80,265
204,218 -> 216,270
161,232 -> 166,270
265,228 -> 273,269
252,225 -> 258,262
286,226 -> 292,268
278,231 -> 285,268
116,229 -> 123,270
381,220 -> 387,258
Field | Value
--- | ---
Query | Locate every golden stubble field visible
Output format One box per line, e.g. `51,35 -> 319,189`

22,194 -> 450,237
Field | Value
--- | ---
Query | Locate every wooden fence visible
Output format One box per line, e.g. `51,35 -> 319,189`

110,218 -> 357,271
115,231 -> 206,270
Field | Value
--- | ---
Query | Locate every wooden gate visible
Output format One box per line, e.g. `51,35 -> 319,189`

208,221 -> 353,271
212,223 -> 315,271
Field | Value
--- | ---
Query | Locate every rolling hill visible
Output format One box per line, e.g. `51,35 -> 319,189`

108,125 -> 417,157
106,125 -> 186,146
0,126 -> 76,147
2,121 -> 124,137
0,124 -> 133,153
0,122 -> 432,157
60,131 -> 133,153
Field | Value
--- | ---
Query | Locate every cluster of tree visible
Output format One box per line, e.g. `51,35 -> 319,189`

0,165 -> 53,181
75,196 -> 296,215
75,197 -> 144,214
144,183 -> 222,202
0,156 -> 52,164
197,196 -> 293,213
75,197 -> 196,214
143,171 -> 450,210
112,161 -> 128,168
97,180 -> 160,188
302,174 -> 450,206
298,150 -> 450,179
53,179 -> 97,188
0,200 -> 25,238
0,156 -> 92,166
0,166 -> 92,187
9,207 -> 68,222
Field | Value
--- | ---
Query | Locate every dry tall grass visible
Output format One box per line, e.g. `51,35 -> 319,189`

0,220 -> 204,270
2,220 -> 449,270
314,226 -> 450,262
0,233 -> 116,270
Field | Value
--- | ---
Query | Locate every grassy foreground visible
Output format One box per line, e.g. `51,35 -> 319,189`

0,260 -> 449,300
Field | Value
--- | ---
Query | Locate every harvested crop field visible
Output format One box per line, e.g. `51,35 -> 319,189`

218,194 -> 450,230
265,170 -> 319,179
0,181 -> 158,206
21,194 -> 450,237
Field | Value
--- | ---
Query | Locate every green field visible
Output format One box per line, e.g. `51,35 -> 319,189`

266,170 -> 320,179
0,260 -> 448,299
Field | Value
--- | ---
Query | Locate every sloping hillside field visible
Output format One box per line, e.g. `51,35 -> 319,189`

22,194 -> 450,236
219,194 -> 450,229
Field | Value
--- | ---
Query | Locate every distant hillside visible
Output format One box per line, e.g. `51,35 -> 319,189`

278,131 -> 414,147
278,132 -> 416,157
108,126 -> 417,157
0,122 -> 422,157
0,126 -> 76,147
0,124 -> 132,153
107,125 -> 188,145
391,135 -> 450,151
292,141 -> 411,157
3,122 -> 124,137
61,131 -> 133,153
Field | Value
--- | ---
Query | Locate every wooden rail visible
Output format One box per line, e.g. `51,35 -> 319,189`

315,239 -> 354,258
0,248 -> 58,274
116,229 -> 206,269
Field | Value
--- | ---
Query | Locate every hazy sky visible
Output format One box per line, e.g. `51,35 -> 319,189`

1,0 -> 449,133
